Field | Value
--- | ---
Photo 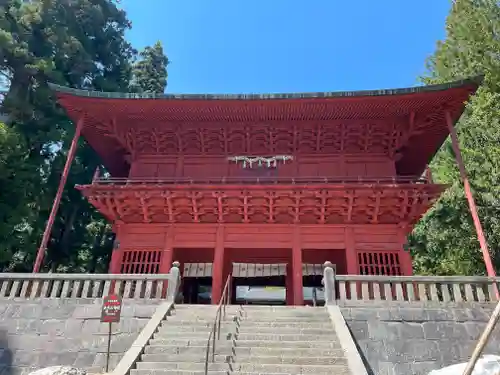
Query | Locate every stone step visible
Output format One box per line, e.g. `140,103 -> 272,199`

136,361 -> 350,374
234,355 -> 348,366
239,309 -> 328,314
157,326 -> 234,334
136,361 -> 229,371
162,318 -> 239,326
144,345 -> 234,356
144,345 -> 346,357
154,330 -> 338,341
158,321 -> 236,331
232,333 -> 338,341
157,325 -> 336,336
173,305 -> 219,309
149,338 -> 342,348
153,331 -> 232,340
174,306 -> 327,315
235,321 -> 333,329
141,354 -> 228,363
142,353 -> 348,366
236,327 -> 336,335
132,370 -> 226,375
131,371 -> 312,375
167,314 -> 241,321
236,363 -> 350,374
239,314 -> 328,319
236,316 -> 330,322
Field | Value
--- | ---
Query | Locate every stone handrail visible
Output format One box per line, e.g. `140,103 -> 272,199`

112,262 -> 181,375
1,269 -> 499,303
322,266 -> 500,304
0,270 -> 180,300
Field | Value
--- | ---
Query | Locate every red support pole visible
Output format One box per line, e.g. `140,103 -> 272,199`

211,225 -> 225,304
32,117 -> 84,273
445,111 -> 496,277
292,227 -> 304,306
424,165 -> 433,183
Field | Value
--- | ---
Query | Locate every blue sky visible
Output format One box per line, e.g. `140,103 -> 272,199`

124,0 -> 450,95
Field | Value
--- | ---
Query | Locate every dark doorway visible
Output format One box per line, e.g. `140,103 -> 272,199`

182,277 -> 212,304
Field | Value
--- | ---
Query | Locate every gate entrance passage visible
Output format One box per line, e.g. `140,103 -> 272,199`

180,262 -> 328,305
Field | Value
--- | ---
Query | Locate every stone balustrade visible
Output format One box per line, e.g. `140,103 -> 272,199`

322,267 -> 500,304
0,272 -> 179,300
0,270 -> 498,304
334,275 -> 500,303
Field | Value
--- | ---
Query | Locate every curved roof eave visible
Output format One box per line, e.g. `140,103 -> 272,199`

48,76 -> 483,101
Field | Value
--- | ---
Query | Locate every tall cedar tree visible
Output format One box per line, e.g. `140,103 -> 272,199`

131,41 -> 169,93
410,0 -> 500,275
0,0 -> 135,271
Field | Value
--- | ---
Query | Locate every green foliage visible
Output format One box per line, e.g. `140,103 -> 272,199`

130,41 -> 169,93
0,0 -> 168,272
411,0 -> 500,275
0,122 -> 37,267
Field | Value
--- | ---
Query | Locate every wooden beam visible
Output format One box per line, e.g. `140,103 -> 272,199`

33,116 -> 84,272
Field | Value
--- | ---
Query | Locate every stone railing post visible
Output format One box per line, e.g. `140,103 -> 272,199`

166,261 -> 181,302
323,261 -> 336,305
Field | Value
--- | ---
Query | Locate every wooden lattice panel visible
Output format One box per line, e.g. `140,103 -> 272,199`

357,251 -> 402,276
79,183 -> 445,225
120,249 -> 162,274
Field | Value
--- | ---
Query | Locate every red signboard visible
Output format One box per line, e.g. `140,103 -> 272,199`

101,294 -> 122,323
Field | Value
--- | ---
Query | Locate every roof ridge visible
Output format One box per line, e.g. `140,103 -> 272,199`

47,76 -> 483,101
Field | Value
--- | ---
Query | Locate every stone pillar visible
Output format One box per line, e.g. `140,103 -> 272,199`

323,261 -> 336,306
292,227 -> 303,306
167,261 -> 181,302
212,225 -> 225,304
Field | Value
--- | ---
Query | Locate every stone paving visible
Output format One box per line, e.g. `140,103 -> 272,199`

0,299 -> 161,375
341,302 -> 500,375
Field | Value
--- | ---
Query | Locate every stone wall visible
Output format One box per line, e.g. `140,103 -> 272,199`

0,299 -> 161,375
341,302 -> 500,375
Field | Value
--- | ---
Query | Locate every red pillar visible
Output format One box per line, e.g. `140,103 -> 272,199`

108,241 -> 123,273
285,263 -> 293,305
292,227 -> 303,306
345,228 -> 358,274
445,111 -> 496,277
397,225 -> 413,276
159,227 -> 174,298
212,225 -> 225,304
159,227 -> 174,274
33,117 -> 84,273
424,165 -> 434,183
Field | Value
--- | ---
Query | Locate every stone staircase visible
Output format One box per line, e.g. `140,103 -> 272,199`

131,305 -> 238,375
131,304 -> 352,375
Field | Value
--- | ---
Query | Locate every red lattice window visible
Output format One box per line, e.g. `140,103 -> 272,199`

120,249 -> 162,274
357,251 -> 402,276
